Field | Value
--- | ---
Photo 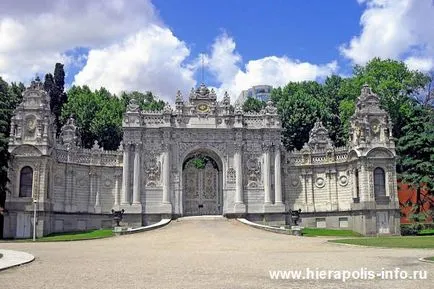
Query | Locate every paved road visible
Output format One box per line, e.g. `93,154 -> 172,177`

0,218 -> 433,289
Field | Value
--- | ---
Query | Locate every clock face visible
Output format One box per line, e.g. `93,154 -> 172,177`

197,103 -> 210,112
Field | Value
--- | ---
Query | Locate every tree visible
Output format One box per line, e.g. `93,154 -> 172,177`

351,58 -> 430,139
322,75 -> 348,147
242,97 -> 265,113
120,91 -> 165,111
45,63 -> 67,134
62,87 -> 165,150
0,78 -> 24,210
272,83 -> 328,151
397,106 -> 434,220
61,86 -> 106,148
415,72 -> 434,108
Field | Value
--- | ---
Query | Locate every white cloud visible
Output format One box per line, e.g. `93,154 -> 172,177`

203,34 -> 338,99
405,57 -> 434,72
340,0 -> 434,72
0,0 -> 159,82
74,25 -> 195,101
0,0 -> 339,101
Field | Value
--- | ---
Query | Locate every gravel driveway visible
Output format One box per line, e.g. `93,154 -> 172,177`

0,218 -> 433,289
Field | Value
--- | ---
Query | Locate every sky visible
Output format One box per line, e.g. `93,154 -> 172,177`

0,0 -> 433,102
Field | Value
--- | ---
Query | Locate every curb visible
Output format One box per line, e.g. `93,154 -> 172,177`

0,249 -> 35,271
237,218 -> 293,235
114,218 -> 171,235
177,215 -> 226,221
418,257 -> 434,264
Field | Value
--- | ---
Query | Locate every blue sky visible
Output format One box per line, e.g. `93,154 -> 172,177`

0,0 -> 433,101
154,0 -> 361,65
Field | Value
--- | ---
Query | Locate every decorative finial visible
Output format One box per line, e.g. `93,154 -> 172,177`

223,91 -> 230,105
176,90 -> 183,102
127,98 -> 140,112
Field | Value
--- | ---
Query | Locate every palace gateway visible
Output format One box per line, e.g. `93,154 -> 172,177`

3,81 -> 400,238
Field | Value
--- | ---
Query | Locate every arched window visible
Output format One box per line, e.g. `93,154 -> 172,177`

19,166 -> 33,198
374,167 -> 386,198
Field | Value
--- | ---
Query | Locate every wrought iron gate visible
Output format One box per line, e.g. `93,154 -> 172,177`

183,154 -> 221,216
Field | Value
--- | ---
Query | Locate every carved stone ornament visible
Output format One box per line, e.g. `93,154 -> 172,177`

222,91 -> 231,106
246,157 -> 261,187
127,98 -> 140,112
339,175 -> 348,186
163,102 -> 172,114
307,120 -> 334,150
145,156 -> 161,187
264,100 -> 277,114
175,90 -> 183,104
315,177 -> 326,188
226,167 -> 236,184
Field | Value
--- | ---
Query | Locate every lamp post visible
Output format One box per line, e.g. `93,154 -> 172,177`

33,198 -> 37,241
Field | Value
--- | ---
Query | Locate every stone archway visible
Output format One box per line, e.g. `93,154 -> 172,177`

182,150 -> 223,216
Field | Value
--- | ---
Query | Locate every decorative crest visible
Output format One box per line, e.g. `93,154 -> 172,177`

222,91 -> 231,106
189,83 -> 217,102
92,140 -> 101,151
264,100 -> 277,114
127,98 -> 140,112
307,119 -> 333,150
60,116 -> 79,146
163,102 -> 172,113
175,90 -> 183,104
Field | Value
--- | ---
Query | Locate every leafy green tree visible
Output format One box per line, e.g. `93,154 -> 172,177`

120,91 -> 165,111
272,83 -> 328,151
397,106 -> 434,220
62,87 -> 165,150
242,97 -> 265,113
321,75 -> 348,147
350,58 -> 430,139
61,86 -> 106,148
0,78 -> 24,209
44,63 -> 67,134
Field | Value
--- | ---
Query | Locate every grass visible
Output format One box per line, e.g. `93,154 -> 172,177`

418,229 -> 434,236
3,229 -> 115,242
330,236 -> 434,249
302,227 -> 362,237
426,256 -> 434,261
38,229 -> 114,241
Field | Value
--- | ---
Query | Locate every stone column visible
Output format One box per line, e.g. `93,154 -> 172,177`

234,145 -> 243,204
274,145 -> 282,204
132,143 -> 141,204
162,147 -> 170,204
113,170 -> 120,206
352,169 -> 357,199
121,144 -> 131,204
263,145 -> 271,204
88,167 -> 94,211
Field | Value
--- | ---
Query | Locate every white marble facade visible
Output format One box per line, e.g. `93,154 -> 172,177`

3,81 -> 400,238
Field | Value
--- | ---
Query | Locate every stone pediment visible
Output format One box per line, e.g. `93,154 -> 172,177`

307,120 -> 333,150
366,148 -> 394,158
189,83 -> 217,103
11,144 -> 42,156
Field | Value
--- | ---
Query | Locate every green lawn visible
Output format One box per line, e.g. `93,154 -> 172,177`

39,229 -> 114,241
418,229 -> 434,236
330,236 -> 434,248
302,228 -> 362,237
7,229 -> 114,242
426,256 -> 434,261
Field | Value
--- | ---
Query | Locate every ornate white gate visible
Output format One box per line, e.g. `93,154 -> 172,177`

183,154 -> 221,216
